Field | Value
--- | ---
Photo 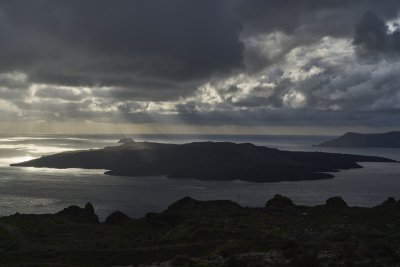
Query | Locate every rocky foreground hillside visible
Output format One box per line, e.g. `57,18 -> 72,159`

1,196 -> 400,266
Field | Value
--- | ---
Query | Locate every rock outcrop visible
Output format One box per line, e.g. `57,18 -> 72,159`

1,197 -> 400,266
56,202 -> 99,223
265,194 -> 295,210
325,196 -> 348,208
105,210 -> 130,224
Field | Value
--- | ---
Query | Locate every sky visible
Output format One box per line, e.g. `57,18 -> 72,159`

1,0 -> 400,135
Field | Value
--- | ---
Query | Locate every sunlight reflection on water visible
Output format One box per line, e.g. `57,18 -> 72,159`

0,134 -> 399,220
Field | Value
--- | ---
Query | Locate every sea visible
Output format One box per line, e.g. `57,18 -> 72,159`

0,133 -> 400,220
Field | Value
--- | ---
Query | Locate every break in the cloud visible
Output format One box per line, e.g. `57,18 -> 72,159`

1,0 -> 400,133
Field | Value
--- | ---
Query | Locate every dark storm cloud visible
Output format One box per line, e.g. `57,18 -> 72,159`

0,0 -> 243,91
1,0 -> 400,129
2,0 -> 399,92
34,87 -> 89,101
91,80 -> 197,101
238,0 -> 400,37
114,108 -> 400,128
353,11 -> 400,57
238,0 -> 400,73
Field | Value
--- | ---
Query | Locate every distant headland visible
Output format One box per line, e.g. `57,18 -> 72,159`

316,131 -> 400,147
11,138 -> 396,182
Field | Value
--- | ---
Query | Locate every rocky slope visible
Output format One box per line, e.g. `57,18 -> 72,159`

1,196 -> 400,266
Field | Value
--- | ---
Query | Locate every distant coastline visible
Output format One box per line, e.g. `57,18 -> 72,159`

11,139 -> 396,183
316,131 -> 400,147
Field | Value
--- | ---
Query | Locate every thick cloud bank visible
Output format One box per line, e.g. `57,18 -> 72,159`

0,0 -> 400,131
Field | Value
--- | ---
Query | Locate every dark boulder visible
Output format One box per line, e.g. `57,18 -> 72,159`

105,211 -> 130,224
383,197 -> 396,205
57,205 -> 83,216
376,197 -> 397,208
325,197 -> 347,208
85,202 -> 95,214
265,194 -> 295,209
56,202 -> 99,223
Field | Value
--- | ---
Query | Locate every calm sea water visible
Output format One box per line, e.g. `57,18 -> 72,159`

0,134 -> 399,220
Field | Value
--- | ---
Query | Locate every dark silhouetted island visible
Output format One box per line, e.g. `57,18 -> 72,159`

316,131 -> 400,147
1,196 -> 400,266
11,139 -> 396,182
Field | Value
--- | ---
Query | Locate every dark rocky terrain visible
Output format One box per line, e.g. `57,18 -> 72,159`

1,196 -> 400,266
316,131 -> 400,147
11,139 -> 396,182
